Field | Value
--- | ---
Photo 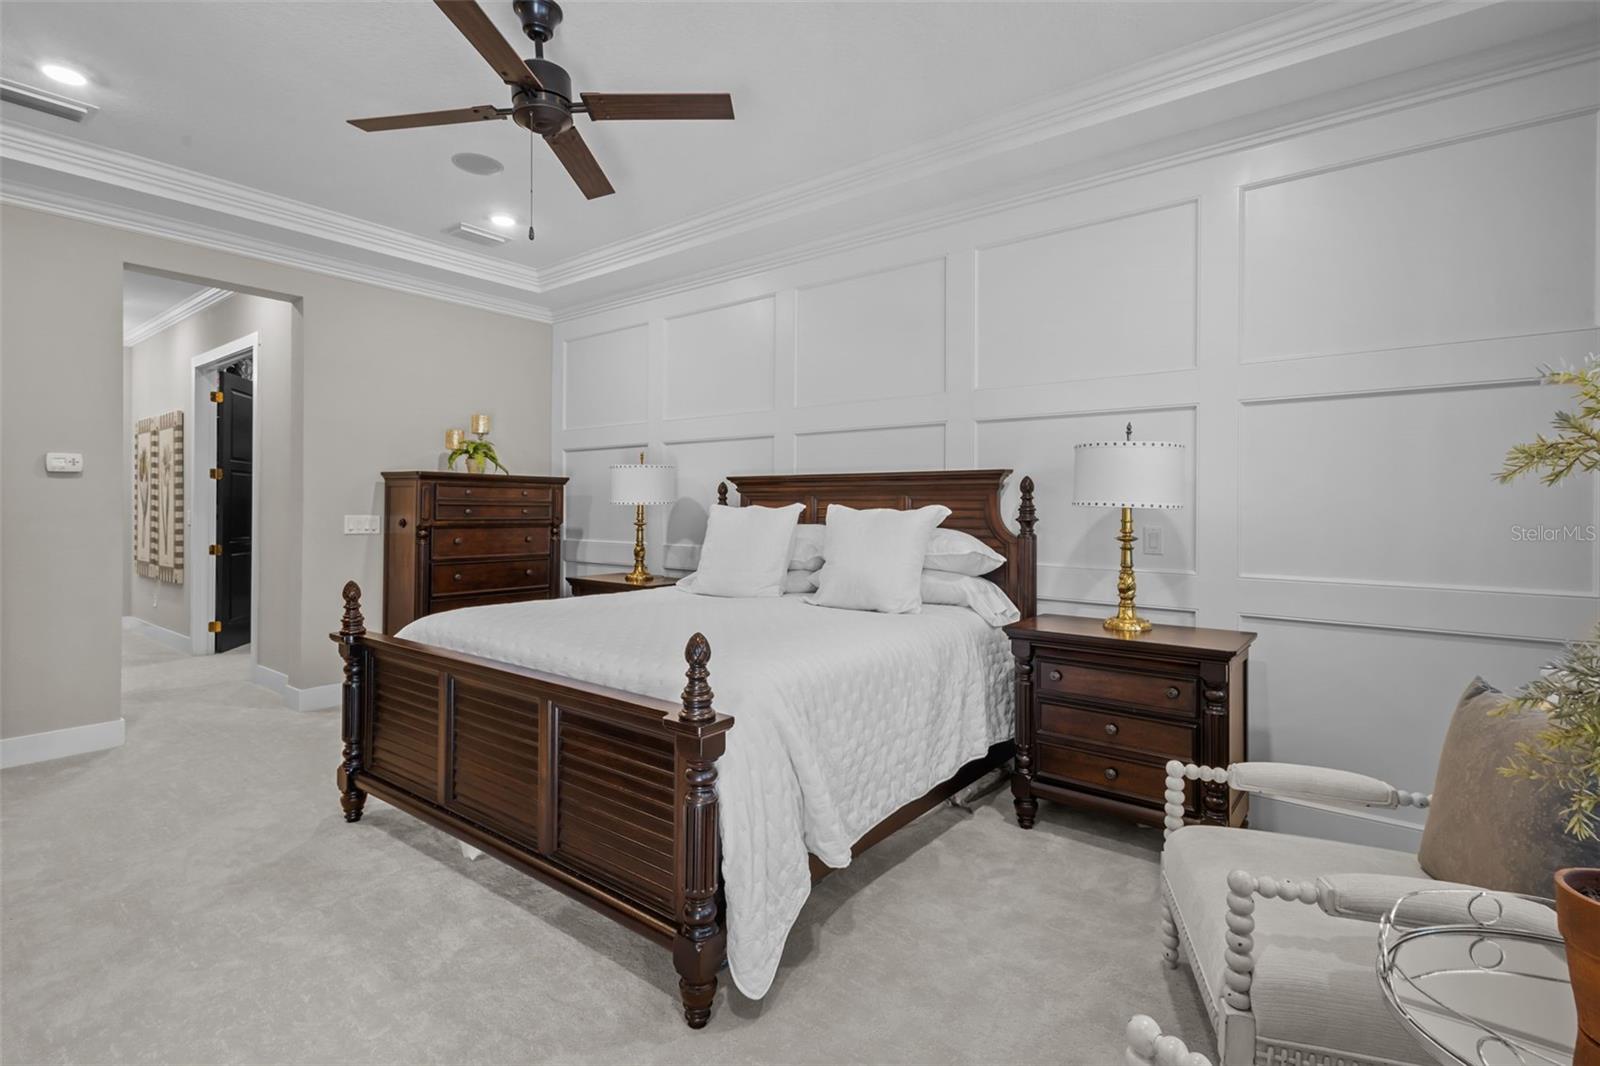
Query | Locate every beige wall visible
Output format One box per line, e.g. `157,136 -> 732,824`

1,204 -> 552,740
123,292 -> 297,663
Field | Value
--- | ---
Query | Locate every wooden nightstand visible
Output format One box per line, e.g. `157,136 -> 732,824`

566,572 -> 680,597
1004,615 -> 1254,830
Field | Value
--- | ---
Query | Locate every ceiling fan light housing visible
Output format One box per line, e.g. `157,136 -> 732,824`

512,59 -> 573,136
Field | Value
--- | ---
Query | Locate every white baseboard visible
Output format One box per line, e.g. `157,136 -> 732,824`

252,664 -> 339,711
1,717 -> 126,769
121,615 -> 191,653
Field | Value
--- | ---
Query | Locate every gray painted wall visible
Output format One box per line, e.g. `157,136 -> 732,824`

1,204 -> 552,741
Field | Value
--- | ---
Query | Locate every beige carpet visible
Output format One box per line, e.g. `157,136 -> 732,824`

0,631 -> 1210,1065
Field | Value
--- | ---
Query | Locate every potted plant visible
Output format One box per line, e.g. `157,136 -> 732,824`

448,438 -> 507,475
1497,355 -> 1599,1059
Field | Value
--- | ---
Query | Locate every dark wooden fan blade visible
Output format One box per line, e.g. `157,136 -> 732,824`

546,126 -> 614,199
580,93 -> 734,121
434,0 -> 541,89
348,106 -> 506,132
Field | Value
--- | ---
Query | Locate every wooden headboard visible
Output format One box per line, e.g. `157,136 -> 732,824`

720,469 -> 1037,619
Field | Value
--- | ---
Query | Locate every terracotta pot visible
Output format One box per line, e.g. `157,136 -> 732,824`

1556,868 -> 1600,1066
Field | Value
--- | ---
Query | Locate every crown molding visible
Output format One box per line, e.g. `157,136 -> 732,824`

533,0 -> 1480,293
124,285 -> 234,346
1,182 -> 553,323
0,121 -> 544,294
550,42 -> 1600,323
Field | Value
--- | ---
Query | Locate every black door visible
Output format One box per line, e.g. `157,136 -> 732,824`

214,367 -> 252,653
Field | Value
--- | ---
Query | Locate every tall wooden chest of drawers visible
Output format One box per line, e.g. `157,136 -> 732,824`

381,471 -> 567,634
1004,615 -> 1254,829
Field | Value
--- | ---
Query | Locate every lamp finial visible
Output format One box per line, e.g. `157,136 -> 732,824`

1125,422 -> 1134,442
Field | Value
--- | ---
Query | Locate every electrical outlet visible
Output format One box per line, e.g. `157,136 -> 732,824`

343,514 -> 381,535
1143,524 -> 1164,556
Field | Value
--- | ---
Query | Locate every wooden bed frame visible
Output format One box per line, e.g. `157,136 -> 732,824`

333,469 -> 1036,1028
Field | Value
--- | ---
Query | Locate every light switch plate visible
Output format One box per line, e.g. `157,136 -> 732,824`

1142,524 -> 1164,556
343,514 -> 381,535
45,452 -> 84,474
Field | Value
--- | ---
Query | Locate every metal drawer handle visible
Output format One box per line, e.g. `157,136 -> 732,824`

453,536 -> 463,545
1104,723 -> 1119,736
464,489 -> 472,496
1104,767 -> 1119,781
524,535 -> 533,543
524,568 -> 533,576
453,573 -> 463,582
1048,669 -> 1062,682
521,490 -> 528,497
1166,686 -> 1180,700
463,507 -> 473,515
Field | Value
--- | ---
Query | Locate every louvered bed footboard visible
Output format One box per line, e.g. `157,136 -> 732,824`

331,581 -> 733,1028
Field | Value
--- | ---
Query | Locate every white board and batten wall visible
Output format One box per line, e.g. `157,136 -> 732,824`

553,62 -> 1600,845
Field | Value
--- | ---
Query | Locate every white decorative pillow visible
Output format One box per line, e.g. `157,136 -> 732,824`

788,524 -> 826,572
924,528 -> 1005,576
919,570 -> 1020,627
678,503 -> 804,598
808,504 -> 951,614
782,569 -> 820,594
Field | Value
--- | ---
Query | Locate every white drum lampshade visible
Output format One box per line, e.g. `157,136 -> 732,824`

610,458 -> 677,584
1072,435 -> 1185,634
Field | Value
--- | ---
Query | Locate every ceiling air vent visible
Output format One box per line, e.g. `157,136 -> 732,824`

0,78 -> 97,122
450,222 -> 508,246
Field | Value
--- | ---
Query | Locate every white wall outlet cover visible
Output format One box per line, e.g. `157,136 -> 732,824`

45,452 -> 84,474
1143,524 -> 1164,556
343,514 -> 381,535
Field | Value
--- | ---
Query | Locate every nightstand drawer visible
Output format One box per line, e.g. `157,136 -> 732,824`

1037,661 -> 1196,716
433,525 -> 550,560
436,483 -> 554,505
436,502 -> 554,522
432,558 -> 551,595
1035,742 -> 1167,805
1038,703 -> 1193,760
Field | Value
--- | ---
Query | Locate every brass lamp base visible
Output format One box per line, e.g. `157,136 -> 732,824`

625,502 -> 652,584
1104,506 -> 1153,635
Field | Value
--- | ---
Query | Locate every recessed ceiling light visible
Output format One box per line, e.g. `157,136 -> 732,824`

39,63 -> 88,88
489,213 -> 516,230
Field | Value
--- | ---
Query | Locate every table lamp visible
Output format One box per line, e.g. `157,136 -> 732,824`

1073,424 -> 1185,634
610,453 -> 677,585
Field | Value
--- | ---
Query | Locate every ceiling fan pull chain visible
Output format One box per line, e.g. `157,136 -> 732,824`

527,130 -> 536,241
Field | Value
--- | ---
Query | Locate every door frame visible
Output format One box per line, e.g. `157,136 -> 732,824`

187,332 -> 259,660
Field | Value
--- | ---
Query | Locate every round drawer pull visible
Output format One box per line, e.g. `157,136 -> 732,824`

452,573 -> 463,582
463,507 -> 473,515
1166,686 -> 1180,700
397,518 -> 407,529
521,490 -> 528,497
453,536 -> 463,545
524,535 -> 533,543
1048,669 -> 1062,682
464,489 -> 472,496
1104,723 -> 1119,736
1104,767 -> 1119,781
524,568 -> 533,576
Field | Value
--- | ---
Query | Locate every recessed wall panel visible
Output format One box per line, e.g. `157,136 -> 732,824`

1238,383 -> 1596,593
795,260 -> 945,407
661,436 -> 775,564
1241,116 -> 1596,361
562,444 -> 646,547
564,326 -> 649,429
665,297 -> 776,420
977,203 -> 1197,389
794,423 -> 945,473
977,408 -> 1195,572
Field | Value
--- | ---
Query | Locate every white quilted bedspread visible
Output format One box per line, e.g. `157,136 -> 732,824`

399,588 -> 1013,998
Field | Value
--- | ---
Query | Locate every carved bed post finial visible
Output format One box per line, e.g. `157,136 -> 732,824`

716,481 -> 728,507
1015,475 -> 1038,619
681,633 -> 714,723
1017,475 -> 1037,535
336,580 -> 368,823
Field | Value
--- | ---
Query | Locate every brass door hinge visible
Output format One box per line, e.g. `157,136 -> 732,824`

209,467 -> 223,480
208,544 -> 222,556
209,390 -> 224,404
207,620 -> 222,634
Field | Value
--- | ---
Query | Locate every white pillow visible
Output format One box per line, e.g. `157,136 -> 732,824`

808,504 -> 951,614
678,503 -> 804,598
782,569 -> 820,594
788,524 -> 826,572
920,570 -> 1020,627
924,528 -> 1005,576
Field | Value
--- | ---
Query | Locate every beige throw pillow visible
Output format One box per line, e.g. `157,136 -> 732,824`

1417,677 -> 1595,897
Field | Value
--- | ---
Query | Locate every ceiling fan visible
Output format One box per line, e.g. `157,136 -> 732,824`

349,0 -> 734,202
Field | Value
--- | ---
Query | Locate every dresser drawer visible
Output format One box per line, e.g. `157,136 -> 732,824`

436,501 -> 554,522
436,482 -> 555,505
1037,703 -> 1194,761
1037,660 -> 1196,716
1035,742 -> 1168,805
432,525 -> 550,560
432,558 -> 551,595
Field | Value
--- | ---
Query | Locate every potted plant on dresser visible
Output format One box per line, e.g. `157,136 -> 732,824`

1497,356 -> 1600,1061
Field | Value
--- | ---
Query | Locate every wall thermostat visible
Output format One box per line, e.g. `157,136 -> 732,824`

45,452 -> 84,474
